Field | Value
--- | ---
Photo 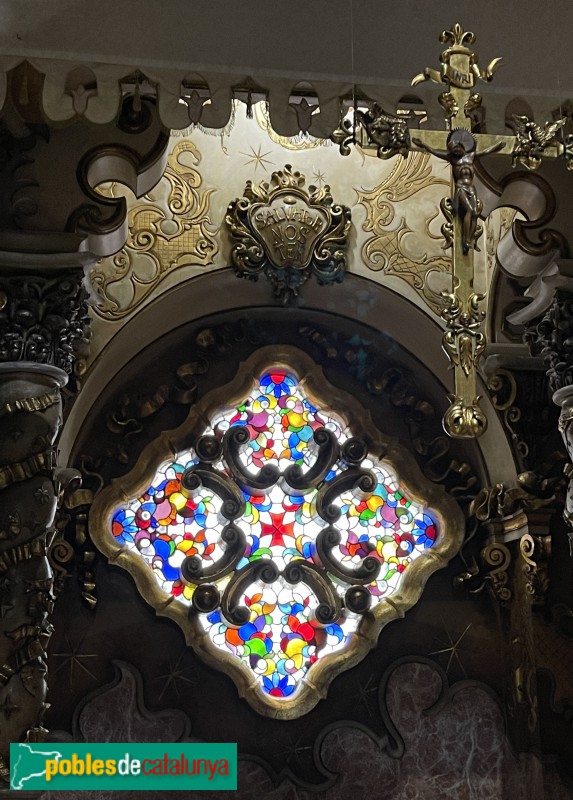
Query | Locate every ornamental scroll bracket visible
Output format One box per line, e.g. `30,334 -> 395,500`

456,477 -> 557,608
225,165 -> 351,304
455,477 -> 557,739
90,346 -> 463,719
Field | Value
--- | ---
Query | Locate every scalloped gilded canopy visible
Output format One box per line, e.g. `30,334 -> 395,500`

90,347 -> 464,717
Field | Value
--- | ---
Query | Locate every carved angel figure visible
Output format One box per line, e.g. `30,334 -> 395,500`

511,115 -> 565,169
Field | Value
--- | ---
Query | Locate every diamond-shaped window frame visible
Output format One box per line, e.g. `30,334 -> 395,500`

91,346 -> 464,718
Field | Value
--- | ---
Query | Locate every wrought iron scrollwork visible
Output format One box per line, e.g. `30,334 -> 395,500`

316,467 -> 377,523
185,426 -> 381,612
220,560 -> 281,626
316,527 -> 381,584
180,464 -> 245,521
223,426 -> 280,491
283,428 -> 338,491
283,561 -> 342,625
181,524 -> 246,585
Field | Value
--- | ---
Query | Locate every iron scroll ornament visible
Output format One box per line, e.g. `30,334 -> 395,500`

90,347 -> 464,718
225,165 -> 351,303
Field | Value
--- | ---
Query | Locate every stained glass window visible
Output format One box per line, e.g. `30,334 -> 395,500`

110,368 -> 440,702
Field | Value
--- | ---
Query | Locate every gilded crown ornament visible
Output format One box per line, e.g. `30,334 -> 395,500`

226,165 -> 351,303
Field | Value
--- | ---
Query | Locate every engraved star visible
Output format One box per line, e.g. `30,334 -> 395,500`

430,621 -> 472,676
8,425 -> 23,441
241,145 -> 274,173
274,733 -> 312,763
0,576 -> 16,593
0,598 -> 15,619
156,652 -> 196,700
353,673 -> 378,716
312,169 -> 326,187
0,694 -> 20,720
51,635 -> 98,688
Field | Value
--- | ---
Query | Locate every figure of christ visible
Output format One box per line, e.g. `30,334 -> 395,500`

412,129 -> 504,254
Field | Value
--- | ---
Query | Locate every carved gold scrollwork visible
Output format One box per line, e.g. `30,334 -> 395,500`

90,140 -> 218,320
487,370 -> 529,470
461,476 -> 556,613
511,115 -> 565,170
440,278 -> 487,438
519,533 -> 537,597
439,197 -> 455,251
481,542 -> 512,603
443,394 -> 488,439
441,282 -> 486,375
358,153 -> 450,315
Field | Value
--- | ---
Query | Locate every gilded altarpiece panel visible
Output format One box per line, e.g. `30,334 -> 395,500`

85,107 -> 458,369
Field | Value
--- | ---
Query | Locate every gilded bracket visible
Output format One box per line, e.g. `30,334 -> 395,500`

458,479 -> 555,607
331,103 -> 410,160
511,115 -> 565,170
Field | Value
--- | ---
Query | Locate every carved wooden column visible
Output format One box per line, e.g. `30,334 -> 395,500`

468,485 -> 552,759
0,269 -> 86,785
0,81 -> 169,787
526,290 -> 573,551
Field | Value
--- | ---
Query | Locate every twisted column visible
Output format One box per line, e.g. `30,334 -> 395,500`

526,290 -> 573,551
468,484 -> 553,754
0,271 -> 87,784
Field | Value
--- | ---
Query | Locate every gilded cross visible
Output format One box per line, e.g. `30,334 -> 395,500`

332,23 -> 566,438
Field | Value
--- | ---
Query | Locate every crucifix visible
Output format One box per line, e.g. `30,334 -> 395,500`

332,22 -> 567,438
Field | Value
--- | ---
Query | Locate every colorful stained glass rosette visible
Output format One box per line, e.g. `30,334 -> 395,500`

111,370 -> 438,699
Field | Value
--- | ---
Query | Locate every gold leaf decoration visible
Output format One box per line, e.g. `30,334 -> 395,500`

254,103 -> 328,150
358,152 -> 450,315
91,140 -> 218,320
486,206 -> 516,273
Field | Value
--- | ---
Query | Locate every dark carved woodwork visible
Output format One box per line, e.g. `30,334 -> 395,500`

525,290 -> 573,395
0,271 -> 89,381
0,97 -> 168,258
455,482 -> 556,751
0,365 -> 79,783
525,290 -> 573,547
